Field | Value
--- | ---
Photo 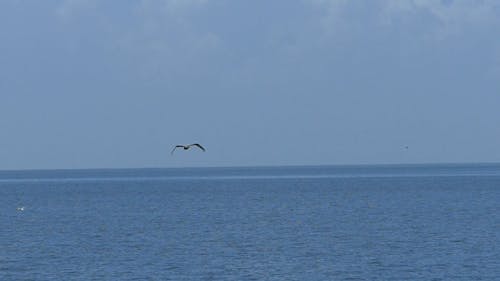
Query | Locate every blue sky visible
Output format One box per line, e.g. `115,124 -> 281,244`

1,0 -> 499,169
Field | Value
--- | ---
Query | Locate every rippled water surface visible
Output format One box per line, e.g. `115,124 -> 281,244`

1,164 -> 500,280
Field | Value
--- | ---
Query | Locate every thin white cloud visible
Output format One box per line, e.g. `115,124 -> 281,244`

412,0 -> 499,22
56,0 -> 97,19
387,0 -> 500,36
139,0 -> 207,16
57,0 -> 208,20
163,0 -> 208,11
308,0 -> 500,32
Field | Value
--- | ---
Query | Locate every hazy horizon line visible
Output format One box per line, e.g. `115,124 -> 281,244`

2,161 -> 500,173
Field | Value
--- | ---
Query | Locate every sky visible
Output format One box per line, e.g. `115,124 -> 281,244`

1,0 -> 499,170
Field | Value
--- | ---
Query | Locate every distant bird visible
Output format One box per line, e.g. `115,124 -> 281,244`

16,206 -> 25,211
171,143 -> 206,155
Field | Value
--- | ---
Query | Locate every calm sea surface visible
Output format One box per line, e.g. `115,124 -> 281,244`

1,164 -> 500,280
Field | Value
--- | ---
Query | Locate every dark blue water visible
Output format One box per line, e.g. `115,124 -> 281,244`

1,164 -> 500,280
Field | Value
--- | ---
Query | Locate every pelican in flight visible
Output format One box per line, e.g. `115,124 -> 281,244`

171,143 -> 206,155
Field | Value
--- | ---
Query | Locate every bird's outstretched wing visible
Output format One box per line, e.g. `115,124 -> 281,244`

190,143 -> 206,151
171,145 -> 184,155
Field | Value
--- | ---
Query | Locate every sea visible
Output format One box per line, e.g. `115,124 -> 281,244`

1,164 -> 499,280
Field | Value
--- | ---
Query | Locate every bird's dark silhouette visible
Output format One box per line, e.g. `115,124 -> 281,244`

171,143 -> 206,155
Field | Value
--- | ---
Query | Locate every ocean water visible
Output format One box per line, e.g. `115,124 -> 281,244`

1,164 -> 500,280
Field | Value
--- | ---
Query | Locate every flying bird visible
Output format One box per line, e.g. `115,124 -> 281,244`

171,143 -> 206,155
